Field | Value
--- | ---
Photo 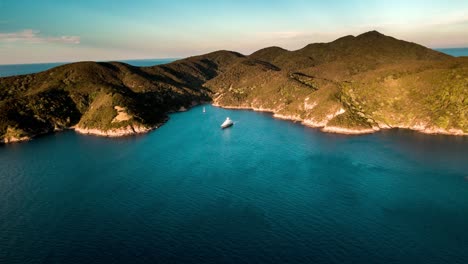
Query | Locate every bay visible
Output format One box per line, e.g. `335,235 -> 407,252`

1,105 -> 467,264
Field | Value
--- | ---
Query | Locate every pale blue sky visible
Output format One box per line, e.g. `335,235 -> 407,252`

1,0 -> 467,64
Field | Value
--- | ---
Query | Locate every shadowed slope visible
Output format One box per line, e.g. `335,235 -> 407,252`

0,31 -> 466,143
0,51 -> 243,142
207,31 -> 465,135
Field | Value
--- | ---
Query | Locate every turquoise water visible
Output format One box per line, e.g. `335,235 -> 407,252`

1,105 -> 467,263
0,58 -> 176,77
437,48 -> 468,57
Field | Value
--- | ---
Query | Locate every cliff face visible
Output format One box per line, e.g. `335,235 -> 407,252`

0,31 -> 467,143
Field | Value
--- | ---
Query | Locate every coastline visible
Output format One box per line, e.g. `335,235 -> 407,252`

1,135 -> 32,144
2,100 -> 466,145
0,101 -> 206,144
212,102 -> 377,135
1,123 -> 161,145
73,123 -> 157,137
212,102 -> 467,136
71,101 -> 210,138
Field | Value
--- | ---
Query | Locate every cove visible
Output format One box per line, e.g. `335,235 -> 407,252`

1,104 -> 467,264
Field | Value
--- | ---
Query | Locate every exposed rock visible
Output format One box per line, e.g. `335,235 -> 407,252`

1,31 -> 467,144
112,106 -> 132,123
74,124 -> 154,137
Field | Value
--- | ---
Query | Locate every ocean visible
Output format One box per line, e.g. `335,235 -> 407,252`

1,104 -> 467,264
436,48 -> 468,57
1,48 -> 467,78
0,58 -> 176,77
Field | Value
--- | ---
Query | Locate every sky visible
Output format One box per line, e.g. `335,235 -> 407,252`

0,0 -> 468,64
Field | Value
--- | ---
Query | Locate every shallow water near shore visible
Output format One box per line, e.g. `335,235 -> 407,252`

1,104 -> 467,264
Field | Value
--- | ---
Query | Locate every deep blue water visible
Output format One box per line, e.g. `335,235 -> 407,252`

1,105 -> 467,264
0,58 -> 176,77
437,48 -> 468,57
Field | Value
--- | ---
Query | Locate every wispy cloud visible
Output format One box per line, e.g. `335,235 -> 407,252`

0,29 -> 80,44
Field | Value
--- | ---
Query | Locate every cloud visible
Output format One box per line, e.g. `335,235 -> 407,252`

0,29 -> 80,44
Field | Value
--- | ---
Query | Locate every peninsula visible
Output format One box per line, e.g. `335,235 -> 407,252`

1,31 -> 467,143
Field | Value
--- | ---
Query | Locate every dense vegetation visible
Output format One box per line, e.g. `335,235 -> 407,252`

0,52 -> 242,142
1,31 -> 466,142
207,31 -> 467,134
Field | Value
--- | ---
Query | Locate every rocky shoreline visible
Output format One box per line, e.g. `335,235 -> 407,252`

2,32 -> 467,145
211,102 -> 378,135
73,123 -> 157,137
2,101 -> 466,145
1,123 -> 162,145
399,125 -> 467,136
212,102 -> 467,136
1,135 -> 32,144
0,102 -> 205,144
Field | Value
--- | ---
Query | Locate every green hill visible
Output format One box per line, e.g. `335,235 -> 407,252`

208,31 -> 466,135
0,31 -> 466,143
0,51 -> 242,142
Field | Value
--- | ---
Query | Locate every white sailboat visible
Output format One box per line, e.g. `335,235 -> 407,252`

203,107 -> 206,113
221,117 -> 233,129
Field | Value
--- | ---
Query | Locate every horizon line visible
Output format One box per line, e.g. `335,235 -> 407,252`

1,46 -> 467,66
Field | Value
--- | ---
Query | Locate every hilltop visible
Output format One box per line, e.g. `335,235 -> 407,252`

208,31 -> 466,135
0,51 -> 243,142
0,31 -> 467,143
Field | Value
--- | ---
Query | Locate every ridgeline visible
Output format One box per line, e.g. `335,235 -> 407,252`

1,31 -> 467,143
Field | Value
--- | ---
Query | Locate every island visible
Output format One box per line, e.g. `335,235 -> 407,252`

0,31 -> 467,143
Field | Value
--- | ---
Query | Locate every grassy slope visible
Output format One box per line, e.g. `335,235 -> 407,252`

342,58 -> 468,131
0,31 -> 466,142
207,31 -> 467,133
0,51 -> 243,140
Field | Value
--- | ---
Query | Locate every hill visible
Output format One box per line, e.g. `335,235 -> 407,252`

0,51 -> 243,142
0,31 -> 466,143
207,31 -> 466,135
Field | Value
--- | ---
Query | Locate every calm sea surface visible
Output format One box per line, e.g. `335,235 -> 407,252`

1,56 -> 468,263
0,104 -> 467,264
0,58 -> 176,77
436,48 -> 468,57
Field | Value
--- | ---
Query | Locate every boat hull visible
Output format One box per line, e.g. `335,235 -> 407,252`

221,123 -> 233,129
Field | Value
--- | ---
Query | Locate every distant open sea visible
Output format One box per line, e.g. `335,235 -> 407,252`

436,48 -> 468,57
0,58 -> 176,77
0,48 -> 467,78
